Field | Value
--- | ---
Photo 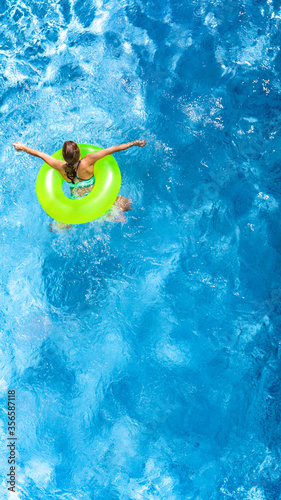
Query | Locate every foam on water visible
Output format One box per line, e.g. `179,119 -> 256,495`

1,0 -> 281,498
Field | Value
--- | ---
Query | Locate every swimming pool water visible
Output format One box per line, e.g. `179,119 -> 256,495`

1,0 -> 281,498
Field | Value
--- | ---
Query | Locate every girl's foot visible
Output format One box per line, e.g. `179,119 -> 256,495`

49,221 -> 72,232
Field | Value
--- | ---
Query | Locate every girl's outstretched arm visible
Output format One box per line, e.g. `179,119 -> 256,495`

87,140 -> 146,163
13,142 -> 64,170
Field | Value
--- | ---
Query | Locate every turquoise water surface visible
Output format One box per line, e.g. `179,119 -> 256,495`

1,0 -> 281,499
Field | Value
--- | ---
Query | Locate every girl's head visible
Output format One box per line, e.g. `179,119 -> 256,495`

62,141 -> 80,164
62,141 -> 80,182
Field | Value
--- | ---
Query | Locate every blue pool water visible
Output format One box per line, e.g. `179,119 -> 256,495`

1,0 -> 281,498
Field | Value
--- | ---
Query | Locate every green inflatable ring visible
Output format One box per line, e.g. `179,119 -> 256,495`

36,144 -> 121,224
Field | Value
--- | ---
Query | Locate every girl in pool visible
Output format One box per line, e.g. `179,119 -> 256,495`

13,139 -> 146,230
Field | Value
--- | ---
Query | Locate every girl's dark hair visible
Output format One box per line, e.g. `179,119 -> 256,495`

62,141 -> 80,182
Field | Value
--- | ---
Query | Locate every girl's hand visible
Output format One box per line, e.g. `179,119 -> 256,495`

134,140 -> 146,147
13,142 -> 26,151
